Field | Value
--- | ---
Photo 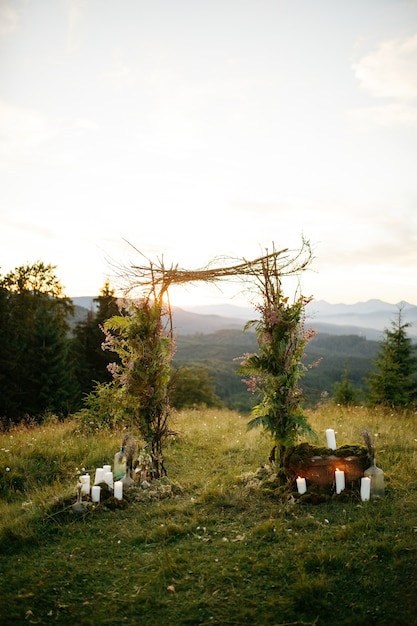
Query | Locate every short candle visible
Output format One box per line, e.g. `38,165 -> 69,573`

296,476 -> 307,495
335,468 -> 345,494
361,476 -> 371,501
114,481 -> 123,500
104,471 -> 114,489
326,428 -> 337,450
80,474 -> 90,494
94,468 -> 104,485
91,485 -> 101,502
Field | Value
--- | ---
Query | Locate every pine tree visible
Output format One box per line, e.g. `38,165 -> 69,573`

366,305 -> 417,409
71,281 -> 120,401
333,367 -> 360,406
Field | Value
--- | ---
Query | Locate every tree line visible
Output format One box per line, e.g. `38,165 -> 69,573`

0,263 -> 118,426
1,262 -> 416,428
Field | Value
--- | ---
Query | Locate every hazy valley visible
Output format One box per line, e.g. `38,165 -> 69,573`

70,297 -> 416,409
72,297 -> 417,340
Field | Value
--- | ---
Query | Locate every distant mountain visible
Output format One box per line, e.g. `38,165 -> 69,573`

70,297 -> 417,339
171,307 -> 246,334
305,299 -> 417,339
71,297 -> 98,311
180,299 -> 417,339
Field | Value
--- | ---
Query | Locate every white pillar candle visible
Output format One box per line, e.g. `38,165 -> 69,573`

103,464 -> 112,473
104,471 -> 113,489
326,428 -> 337,450
296,476 -> 307,494
91,485 -> 101,502
361,476 -> 371,501
94,467 -> 105,485
335,468 -> 345,494
80,474 -> 90,494
114,480 -> 123,500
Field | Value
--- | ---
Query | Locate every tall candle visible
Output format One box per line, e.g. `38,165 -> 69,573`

80,474 -> 90,494
326,428 -> 337,450
114,480 -> 123,500
91,485 -> 101,502
361,476 -> 371,501
296,476 -> 307,495
94,467 -> 104,485
104,471 -> 113,489
103,464 -> 112,473
335,468 -> 345,494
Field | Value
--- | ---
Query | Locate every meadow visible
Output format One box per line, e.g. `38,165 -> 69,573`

1,405 -> 417,626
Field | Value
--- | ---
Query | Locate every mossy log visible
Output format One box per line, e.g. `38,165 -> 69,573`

283,442 -> 369,486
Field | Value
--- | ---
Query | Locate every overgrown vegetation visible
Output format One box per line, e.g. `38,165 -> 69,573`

1,405 -> 417,625
238,248 -> 315,467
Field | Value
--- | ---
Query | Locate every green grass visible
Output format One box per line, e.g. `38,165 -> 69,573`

1,406 -> 417,625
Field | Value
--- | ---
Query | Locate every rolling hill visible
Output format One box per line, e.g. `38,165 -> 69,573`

70,297 -> 414,409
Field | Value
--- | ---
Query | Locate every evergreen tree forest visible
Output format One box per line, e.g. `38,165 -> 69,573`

0,265 -> 120,427
0,263 -> 77,424
0,262 -> 416,427
71,281 -> 121,398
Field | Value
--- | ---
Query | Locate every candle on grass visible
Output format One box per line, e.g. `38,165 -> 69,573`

94,467 -> 104,485
104,471 -> 113,489
335,468 -> 345,494
80,474 -> 90,494
91,486 -> 101,502
296,476 -> 307,495
326,428 -> 337,450
361,476 -> 371,501
114,481 -> 123,500
103,464 -> 112,473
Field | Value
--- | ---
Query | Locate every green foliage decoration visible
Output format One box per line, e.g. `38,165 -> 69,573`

100,297 -> 174,477
237,243 -> 316,468
239,294 -> 316,466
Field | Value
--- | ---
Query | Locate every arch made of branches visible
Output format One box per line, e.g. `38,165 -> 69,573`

116,237 -> 313,315
104,238 -> 314,476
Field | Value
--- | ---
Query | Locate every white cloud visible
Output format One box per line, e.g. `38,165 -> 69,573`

350,34 -> 417,128
0,3 -> 19,36
353,33 -> 417,100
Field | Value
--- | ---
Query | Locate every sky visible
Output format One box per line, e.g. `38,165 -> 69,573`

1,0 -> 417,308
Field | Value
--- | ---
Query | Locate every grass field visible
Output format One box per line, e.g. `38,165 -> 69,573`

1,405 -> 417,625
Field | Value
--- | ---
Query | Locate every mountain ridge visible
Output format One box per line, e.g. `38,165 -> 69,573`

70,297 -> 417,339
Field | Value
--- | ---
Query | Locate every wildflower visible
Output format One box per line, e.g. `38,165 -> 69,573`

107,362 -> 119,376
304,327 -> 317,341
